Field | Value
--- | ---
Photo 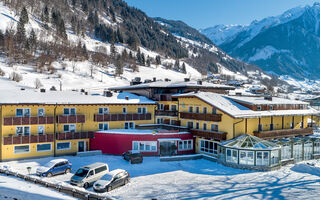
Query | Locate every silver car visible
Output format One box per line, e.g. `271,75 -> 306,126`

70,162 -> 109,188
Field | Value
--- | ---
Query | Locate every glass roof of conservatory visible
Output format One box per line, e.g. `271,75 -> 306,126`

221,134 -> 280,150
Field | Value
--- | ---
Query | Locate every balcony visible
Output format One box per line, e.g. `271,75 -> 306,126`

3,116 -> 54,126
94,113 -> 152,122
155,110 -> 178,117
57,115 -> 85,123
3,134 -> 54,145
191,129 -> 227,141
253,127 -> 314,139
57,132 -> 95,140
180,112 -> 222,122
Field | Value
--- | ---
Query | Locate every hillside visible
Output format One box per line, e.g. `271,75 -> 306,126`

201,3 -> 320,80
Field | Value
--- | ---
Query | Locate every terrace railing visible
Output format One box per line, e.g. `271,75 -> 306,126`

180,112 -> 222,122
191,129 -> 227,141
253,127 -> 313,139
94,113 -> 152,122
3,134 -> 54,145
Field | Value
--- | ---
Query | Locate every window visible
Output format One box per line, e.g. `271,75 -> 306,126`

203,123 -> 207,131
38,126 -> 45,135
189,106 -> 193,113
16,108 -> 31,117
195,107 -> 200,113
132,141 -> 157,152
158,104 -> 164,110
14,145 -> 30,154
196,122 -> 199,129
98,123 -> 109,131
203,107 -> 207,114
171,105 -> 177,111
200,139 -> 218,155
178,140 -> 193,150
270,105 -> 273,110
138,107 -> 147,114
63,124 -> 76,133
38,108 -> 45,117
256,151 -> 269,166
212,108 -> 217,114
88,170 -> 94,177
125,122 -> 135,129
37,143 -> 51,152
239,150 -> 254,165
187,121 -> 194,129
16,126 -> 30,136
281,143 -> 291,160
226,148 -> 238,164
300,122 -> 304,128
257,106 -> 261,111
95,166 -> 107,174
63,108 -> 76,115
258,124 -> 263,132
57,142 -> 71,150
314,141 -> 320,155
270,124 -> 274,131
98,107 -> 109,114
304,141 -> 313,160
211,124 -> 218,131
157,118 -> 164,124
293,142 -> 303,162
123,107 -> 127,114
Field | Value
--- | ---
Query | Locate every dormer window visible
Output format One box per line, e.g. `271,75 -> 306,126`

270,105 -> 273,110
257,106 -> 261,111
189,106 -> 193,113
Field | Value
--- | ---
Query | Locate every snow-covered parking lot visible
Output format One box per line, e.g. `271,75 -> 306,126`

1,155 -> 320,200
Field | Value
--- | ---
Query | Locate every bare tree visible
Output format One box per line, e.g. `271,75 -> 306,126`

34,78 -> 43,89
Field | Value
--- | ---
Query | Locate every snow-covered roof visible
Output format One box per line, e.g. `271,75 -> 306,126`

0,89 -> 155,105
173,92 -> 319,118
221,134 -> 280,150
97,129 -> 190,135
226,95 -> 308,105
109,80 -> 235,90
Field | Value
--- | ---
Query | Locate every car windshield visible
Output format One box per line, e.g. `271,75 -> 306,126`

131,153 -> 141,158
101,173 -> 113,181
75,168 -> 89,177
44,161 -> 56,168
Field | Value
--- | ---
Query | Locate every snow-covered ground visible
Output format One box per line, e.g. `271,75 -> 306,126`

1,155 -> 320,200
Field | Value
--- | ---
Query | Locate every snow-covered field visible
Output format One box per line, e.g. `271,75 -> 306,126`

1,155 -> 320,200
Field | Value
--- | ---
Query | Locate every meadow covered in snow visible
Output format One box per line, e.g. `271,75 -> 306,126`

1,155 -> 320,200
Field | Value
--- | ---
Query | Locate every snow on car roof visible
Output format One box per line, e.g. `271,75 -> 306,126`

173,92 -> 319,118
48,159 -> 68,164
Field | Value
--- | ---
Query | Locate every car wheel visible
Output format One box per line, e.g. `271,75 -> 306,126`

124,179 -> 128,185
107,186 -> 112,192
84,182 -> 89,189
46,173 -> 53,177
65,168 -> 71,174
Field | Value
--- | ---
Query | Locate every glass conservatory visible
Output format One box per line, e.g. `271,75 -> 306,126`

218,135 -> 281,170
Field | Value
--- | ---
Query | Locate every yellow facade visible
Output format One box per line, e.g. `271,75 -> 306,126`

0,103 -> 156,161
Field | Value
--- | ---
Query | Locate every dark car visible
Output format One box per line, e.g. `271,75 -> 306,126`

122,150 -> 143,164
93,169 -> 130,192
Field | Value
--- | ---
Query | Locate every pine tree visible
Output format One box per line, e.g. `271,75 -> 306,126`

181,62 -> 187,74
110,43 -> 116,58
146,58 -> 151,67
141,53 -> 145,66
28,29 -> 37,53
20,7 -> 29,25
155,55 -> 161,65
115,55 -> 123,76
16,21 -> 26,46
174,59 -> 180,71
116,28 -> 123,43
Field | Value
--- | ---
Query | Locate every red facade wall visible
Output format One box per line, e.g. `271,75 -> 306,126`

90,132 -> 194,156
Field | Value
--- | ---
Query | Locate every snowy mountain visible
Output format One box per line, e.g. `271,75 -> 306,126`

201,3 -> 320,79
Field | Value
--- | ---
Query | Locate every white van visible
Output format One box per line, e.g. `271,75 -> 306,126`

70,162 -> 109,188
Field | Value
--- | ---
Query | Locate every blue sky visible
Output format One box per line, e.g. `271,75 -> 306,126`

123,0 -> 318,29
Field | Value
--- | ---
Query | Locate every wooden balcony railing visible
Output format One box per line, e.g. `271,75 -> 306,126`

3,116 -> 54,126
57,132 -> 95,140
94,113 -> 152,122
191,129 -> 227,141
3,134 -> 54,145
180,112 -> 222,122
155,110 -> 178,116
57,115 -> 85,123
253,127 -> 314,139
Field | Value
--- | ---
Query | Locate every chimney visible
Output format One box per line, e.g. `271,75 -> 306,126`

197,80 -> 202,85
184,78 -> 190,82
85,92 -> 88,95
153,77 -> 156,82
165,78 -> 170,82
80,89 -> 85,93
20,88 -> 25,91
40,88 -> 46,93
125,96 -> 129,100
104,91 -> 113,97
264,95 -> 272,101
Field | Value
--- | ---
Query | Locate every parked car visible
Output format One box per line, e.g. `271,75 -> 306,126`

36,159 -> 72,177
122,150 -> 143,164
93,169 -> 130,193
70,162 -> 109,188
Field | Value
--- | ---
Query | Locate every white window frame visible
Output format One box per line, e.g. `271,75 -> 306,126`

187,121 -> 194,129
203,123 -> 207,131
203,107 -> 207,114
14,145 -> 30,154
159,104 -> 164,110
211,124 -> 218,132
98,123 -> 109,131
56,142 -> 71,151
200,139 -> 218,155
63,124 -> 76,133
212,107 -> 217,114
132,141 -> 157,152
189,106 -> 193,113
36,143 -> 52,152
257,106 -> 262,111
98,107 -> 109,114
157,118 -> 164,124
16,108 -> 31,117
170,104 -> 177,111
16,126 -> 30,136
195,106 -> 200,113
196,122 -> 200,129
123,107 -> 127,114
137,107 -> 147,114
38,108 -> 45,117
256,151 -> 269,166
38,125 -> 45,135
63,108 -> 76,116
178,140 -> 193,151
124,122 -> 135,129
239,150 -> 254,166
226,148 -> 238,164
270,105 -> 273,110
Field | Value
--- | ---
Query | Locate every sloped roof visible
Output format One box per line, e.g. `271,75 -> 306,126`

173,92 -> 319,118
221,134 -> 280,150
